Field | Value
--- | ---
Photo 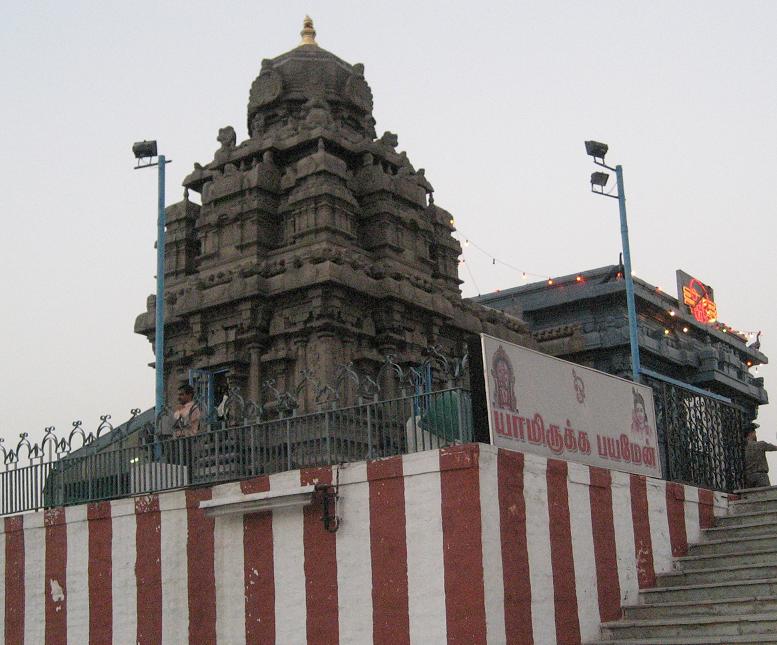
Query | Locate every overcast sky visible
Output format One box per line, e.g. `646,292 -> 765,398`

1,1 -> 775,473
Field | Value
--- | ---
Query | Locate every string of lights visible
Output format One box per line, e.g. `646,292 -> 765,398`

454,231 -> 550,282
452,230 -> 764,346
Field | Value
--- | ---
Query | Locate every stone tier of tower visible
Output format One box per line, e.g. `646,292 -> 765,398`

135,19 -> 534,410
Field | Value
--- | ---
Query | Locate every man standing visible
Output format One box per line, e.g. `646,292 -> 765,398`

744,423 -> 777,488
173,384 -> 201,437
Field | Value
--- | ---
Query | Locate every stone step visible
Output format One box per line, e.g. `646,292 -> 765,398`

676,546 -> 777,571
717,509 -> 777,527
702,517 -> 777,540
622,595 -> 777,620
639,577 -> 777,603
734,485 -> 777,501
588,633 -> 777,644
601,613 -> 777,640
658,562 -> 777,586
689,533 -> 777,556
730,498 -> 777,514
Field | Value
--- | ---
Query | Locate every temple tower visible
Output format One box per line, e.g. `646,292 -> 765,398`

135,18 -> 532,411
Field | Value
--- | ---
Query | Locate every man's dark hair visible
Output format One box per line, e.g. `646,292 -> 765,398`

178,384 -> 195,396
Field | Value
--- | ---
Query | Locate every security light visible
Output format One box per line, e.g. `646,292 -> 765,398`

132,140 -> 158,159
585,140 -> 609,159
590,171 -> 609,188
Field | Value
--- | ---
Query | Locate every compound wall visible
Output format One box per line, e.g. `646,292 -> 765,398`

0,443 -> 728,644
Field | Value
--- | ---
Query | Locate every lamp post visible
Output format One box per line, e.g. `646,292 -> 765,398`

133,141 -> 172,419
585,140 -> 641,383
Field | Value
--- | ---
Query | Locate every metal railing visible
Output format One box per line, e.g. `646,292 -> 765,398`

649,377 -> 745,492
2,388 -> 472,515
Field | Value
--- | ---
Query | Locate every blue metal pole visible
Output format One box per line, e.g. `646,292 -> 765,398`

616,164 -> 641,382
155,155 -> 166,418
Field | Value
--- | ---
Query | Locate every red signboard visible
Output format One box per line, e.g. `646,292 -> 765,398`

676,270 -> 717,323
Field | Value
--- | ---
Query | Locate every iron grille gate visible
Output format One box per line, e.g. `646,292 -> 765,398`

648,377 -> 745,492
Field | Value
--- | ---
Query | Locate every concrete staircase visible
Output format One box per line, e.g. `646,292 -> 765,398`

590,486 -> 777,645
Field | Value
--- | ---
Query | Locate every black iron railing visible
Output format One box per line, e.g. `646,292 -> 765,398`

2,388 -> 472,515
649,378 -> 745,492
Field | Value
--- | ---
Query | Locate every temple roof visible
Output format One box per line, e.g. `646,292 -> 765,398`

247,17 -> 374,136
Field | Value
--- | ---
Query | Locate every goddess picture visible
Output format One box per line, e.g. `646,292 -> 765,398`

491,345 -> 517,412
631,388 -> 653,444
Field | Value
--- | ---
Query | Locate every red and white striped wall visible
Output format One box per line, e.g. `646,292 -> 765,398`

0,444 -> 728,644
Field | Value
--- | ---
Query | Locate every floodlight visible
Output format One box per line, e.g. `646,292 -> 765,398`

132,140 -> 158,159
585,140 -> 609,159
590,171 -> 609,187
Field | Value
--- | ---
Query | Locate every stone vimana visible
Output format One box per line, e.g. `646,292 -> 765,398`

135,17 -> 534,412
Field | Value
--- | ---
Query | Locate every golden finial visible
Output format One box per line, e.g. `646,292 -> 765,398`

299,15 -> 317,46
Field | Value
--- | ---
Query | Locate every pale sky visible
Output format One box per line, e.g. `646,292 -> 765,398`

1,1 -> 775,474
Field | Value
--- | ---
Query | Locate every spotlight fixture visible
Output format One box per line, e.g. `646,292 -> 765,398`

590,171 -> 609,188
585,140 -> 609,160
132,140 -> 158,160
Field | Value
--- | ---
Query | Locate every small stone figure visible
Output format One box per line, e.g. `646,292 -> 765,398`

744,423 -> 776,488
214,126 -> 237,163
379,131 -> 398,149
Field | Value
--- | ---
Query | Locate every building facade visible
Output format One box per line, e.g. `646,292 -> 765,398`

475,265 -> 768,424
134,18 -> 533,414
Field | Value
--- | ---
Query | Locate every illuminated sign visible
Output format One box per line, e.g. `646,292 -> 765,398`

676,270 -> 717,323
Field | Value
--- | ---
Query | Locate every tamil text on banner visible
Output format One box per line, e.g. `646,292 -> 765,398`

482,333 -> 661,478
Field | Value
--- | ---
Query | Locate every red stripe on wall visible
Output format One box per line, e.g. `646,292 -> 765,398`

300,467 -> 339,645
135,495 -> 162,645
665,483 -> 688,557
44,508 -> 67,645
546,459 -> 581,645
5,516 -> 25,644
698,488 -> 716,529
440,444 -> 487,645
588,467 -> 622,623
241,476 -> 275,645
186,488 -> 217,645
629,474 -> 656,588
368,456 -> 410,645
88,502 -> 113,644
497,449 -> 533,645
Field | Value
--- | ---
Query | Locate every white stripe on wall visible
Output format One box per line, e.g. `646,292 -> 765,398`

478,446 -> 506,645
159,491 -> 189,645
212,482 -> 247,645
568,463 -> 600,642
682,485 -> 701,545
610,470 -> 638,606
111,498 -> 137,645
24,513 -> 45,645
646,478 -> 672,574
66,505 -> 89,643
271,470 -> 307,645
403,450 -> 447,645
335,462 -> 374,645
523,454 -> 556,645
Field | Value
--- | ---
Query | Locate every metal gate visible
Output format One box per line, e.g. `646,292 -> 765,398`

648,377 -> 745,492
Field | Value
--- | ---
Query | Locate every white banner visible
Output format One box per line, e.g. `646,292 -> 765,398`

482,334 -> 662,478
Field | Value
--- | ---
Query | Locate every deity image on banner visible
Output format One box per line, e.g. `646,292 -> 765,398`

491,345 -> 517,412
631,387 -> 653,445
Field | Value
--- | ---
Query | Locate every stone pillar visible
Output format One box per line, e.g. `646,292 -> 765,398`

248,344 -> 263,403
